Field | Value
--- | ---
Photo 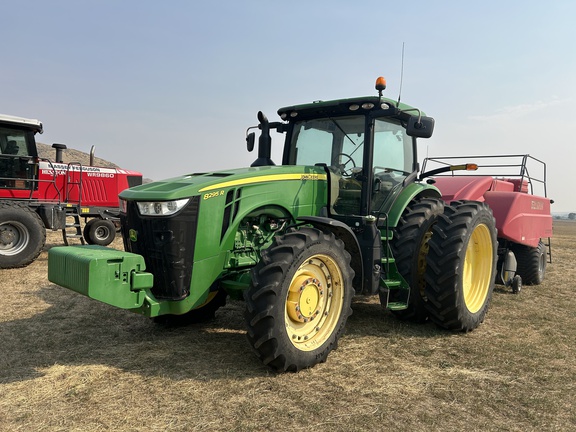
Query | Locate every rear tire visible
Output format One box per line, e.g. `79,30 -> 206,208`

512,241 -> 547,285
84,218 -> 116,246
389,197 -> 444,322
0,201 -> 46,268
425,201 -> 497,331
245,227 -> 354,372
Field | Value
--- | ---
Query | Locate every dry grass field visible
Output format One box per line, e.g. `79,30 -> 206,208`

1,221 -> 575,431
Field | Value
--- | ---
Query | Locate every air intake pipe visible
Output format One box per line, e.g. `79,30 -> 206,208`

52,143 -> 67,163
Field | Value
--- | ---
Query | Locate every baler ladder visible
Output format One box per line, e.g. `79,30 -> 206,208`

62,205 -> 85,245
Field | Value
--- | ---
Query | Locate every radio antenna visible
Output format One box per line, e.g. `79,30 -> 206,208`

397,42 -> 405,107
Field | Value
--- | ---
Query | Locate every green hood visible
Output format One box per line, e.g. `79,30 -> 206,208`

119,165 -> 327,201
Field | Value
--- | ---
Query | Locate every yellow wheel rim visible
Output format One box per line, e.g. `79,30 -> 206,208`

285,254 -> 344,351
463,223 -> 493,313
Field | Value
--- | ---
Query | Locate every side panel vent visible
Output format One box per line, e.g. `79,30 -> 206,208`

220,188 -> 242,242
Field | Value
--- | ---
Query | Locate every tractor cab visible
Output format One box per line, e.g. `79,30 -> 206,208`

281,105 -> 418,219
0,114 -> 41,190
258,78 -> 435,225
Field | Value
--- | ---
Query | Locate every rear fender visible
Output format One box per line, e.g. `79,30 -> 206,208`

386,183 -> 441,228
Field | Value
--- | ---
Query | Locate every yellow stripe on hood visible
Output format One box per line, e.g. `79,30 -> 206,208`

198,173 -> 327,192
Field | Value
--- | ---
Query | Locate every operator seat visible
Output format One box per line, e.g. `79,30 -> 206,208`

4,140 -> 19,155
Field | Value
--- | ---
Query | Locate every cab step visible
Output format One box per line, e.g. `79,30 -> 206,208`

379,279 -> 409,311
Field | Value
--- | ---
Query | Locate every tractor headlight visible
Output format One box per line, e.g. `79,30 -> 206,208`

119,198 -> 128,213
136,199 -> 190,216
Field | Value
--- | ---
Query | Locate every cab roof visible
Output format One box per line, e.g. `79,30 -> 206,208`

0,113 -> 43,134
277,96 -> 423,121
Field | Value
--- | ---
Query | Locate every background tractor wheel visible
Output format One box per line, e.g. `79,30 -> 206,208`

389,197 -> 444,322
244,227 -> 354,372
425,201 -> 497,331
511,241 -> 547,285
83,218 -> 116,246
0,202 -> 46,269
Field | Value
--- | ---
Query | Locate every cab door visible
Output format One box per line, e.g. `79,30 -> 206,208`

0,126 -> 38,197
370,117 -> 416,216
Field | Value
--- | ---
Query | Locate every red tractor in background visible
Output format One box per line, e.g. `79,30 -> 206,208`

0,113 -> 143,268
421,154 -> 552,293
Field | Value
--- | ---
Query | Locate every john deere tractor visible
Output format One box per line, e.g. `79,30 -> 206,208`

48,77 -> 498,371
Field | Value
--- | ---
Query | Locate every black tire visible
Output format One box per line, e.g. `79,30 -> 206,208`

512,275 -> 522,294
389,197 -> 444,322
425,201 -> 498,331
512,241 -> 547,285
0,201 -> 46,268
83,218 -> 116,246
245,227 -> 354,372
153,289 -> 227,326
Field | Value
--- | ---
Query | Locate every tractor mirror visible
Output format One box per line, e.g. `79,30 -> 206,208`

246,132 -> 255,152
406,115 -> 435,138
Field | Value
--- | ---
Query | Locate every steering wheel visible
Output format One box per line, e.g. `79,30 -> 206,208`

336,153 -> 356,177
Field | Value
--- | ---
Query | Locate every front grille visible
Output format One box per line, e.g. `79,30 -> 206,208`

121,196 -> 200,300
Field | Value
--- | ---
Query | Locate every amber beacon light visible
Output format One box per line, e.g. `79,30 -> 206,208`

375,76 -> 387,96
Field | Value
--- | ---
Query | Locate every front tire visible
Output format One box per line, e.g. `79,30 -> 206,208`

0,201 -> 46,268
425,201 -> 498,331
245,227 -> 354,372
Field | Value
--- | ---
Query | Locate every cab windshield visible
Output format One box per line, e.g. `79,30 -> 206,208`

288,115 -> 414,215
0,127 -> 31,156
0,127 -> 36,188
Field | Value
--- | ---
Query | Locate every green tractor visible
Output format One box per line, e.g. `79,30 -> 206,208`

48,77 -> 498,371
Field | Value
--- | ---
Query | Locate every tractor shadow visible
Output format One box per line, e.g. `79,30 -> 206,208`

346,296 -> 442,339
1,282 -> 509,384
0,284 -> 263,384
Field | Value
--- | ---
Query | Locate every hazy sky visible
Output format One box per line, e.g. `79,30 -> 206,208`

2,1 -> 575,212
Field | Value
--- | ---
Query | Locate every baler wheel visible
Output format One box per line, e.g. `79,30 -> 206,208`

244,227 -> 354,372
512,241 -> 547,285
425,201 -> 497,331
389,197 -> 444,322
511,275 -> 522,294
0,201 -> 46,268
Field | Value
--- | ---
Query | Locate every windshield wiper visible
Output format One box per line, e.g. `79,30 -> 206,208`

328,116 -> 364,158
